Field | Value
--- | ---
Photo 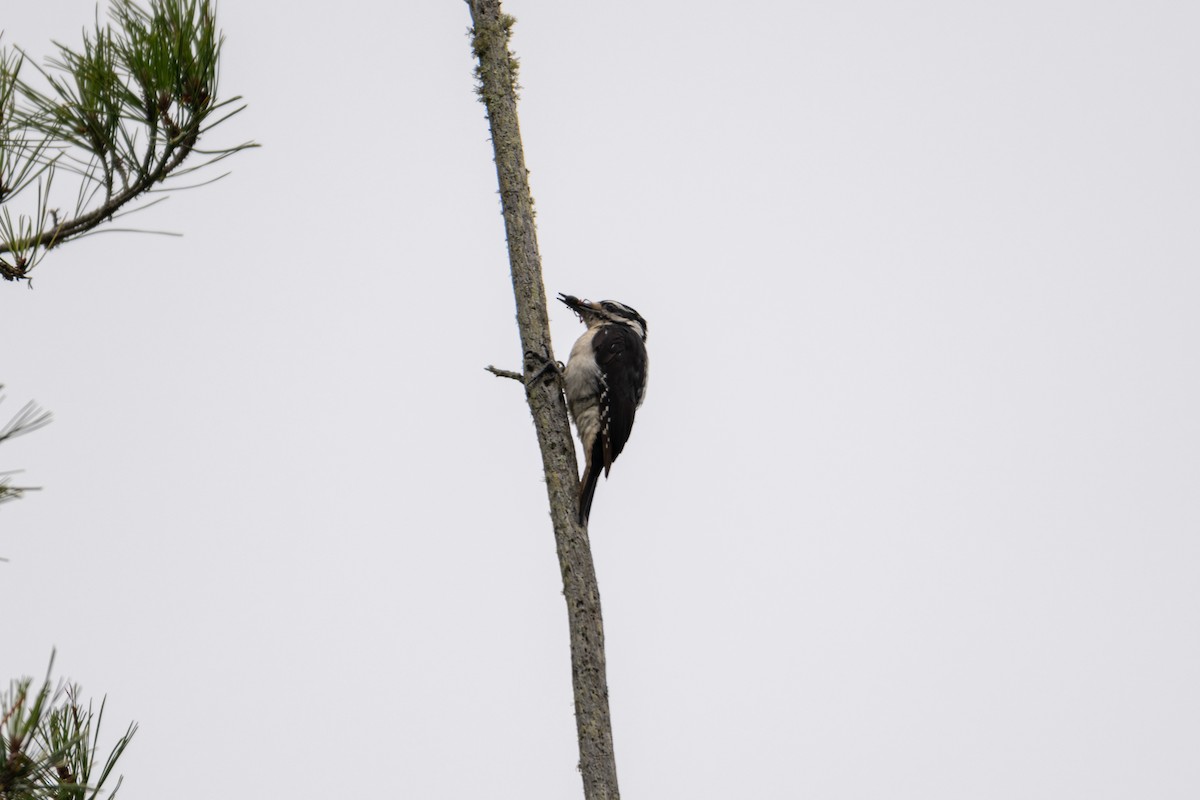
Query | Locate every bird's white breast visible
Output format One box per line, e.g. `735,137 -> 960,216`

564,327 -> 603,448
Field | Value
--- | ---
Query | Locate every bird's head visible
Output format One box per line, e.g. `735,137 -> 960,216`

559,294 -> 648,341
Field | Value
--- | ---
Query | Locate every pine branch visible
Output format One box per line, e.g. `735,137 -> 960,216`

0,655 -> 137,800
0,387 -> 50,505
0,0 -> 257,282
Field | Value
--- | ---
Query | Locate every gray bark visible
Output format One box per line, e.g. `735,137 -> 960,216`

466,2 -> 621,798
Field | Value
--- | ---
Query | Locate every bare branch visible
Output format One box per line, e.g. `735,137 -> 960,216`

467,2 -> 621,797
484,365 -> 524,381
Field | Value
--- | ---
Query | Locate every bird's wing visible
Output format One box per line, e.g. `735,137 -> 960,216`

593,323 -> 648,476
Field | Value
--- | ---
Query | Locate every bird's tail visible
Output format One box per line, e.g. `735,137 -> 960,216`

578,461 -> 602,525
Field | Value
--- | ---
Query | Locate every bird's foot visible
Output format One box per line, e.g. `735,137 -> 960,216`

524,349 -> 564,386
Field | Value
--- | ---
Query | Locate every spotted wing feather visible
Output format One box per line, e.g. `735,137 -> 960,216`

592,323 -> 647,477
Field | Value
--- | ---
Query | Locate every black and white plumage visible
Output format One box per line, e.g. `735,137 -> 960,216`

558,293 -> 649,525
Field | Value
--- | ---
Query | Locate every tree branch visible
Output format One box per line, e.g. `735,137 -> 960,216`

467,2 -> 620,797
484,365 -> 524,381
0,387 -> 49,505
0,0 -> 257,282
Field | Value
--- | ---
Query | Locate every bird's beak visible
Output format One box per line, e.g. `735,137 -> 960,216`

558,293 -> 599,314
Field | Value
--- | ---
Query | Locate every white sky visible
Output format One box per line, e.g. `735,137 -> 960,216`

3,1 -> 1199,797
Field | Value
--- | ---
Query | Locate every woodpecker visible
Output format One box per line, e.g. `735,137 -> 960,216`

558,293 -> 649,525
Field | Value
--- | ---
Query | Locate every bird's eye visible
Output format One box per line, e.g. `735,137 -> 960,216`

602,302 -> 617,311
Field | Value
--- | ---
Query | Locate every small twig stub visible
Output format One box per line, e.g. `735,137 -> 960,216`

485,365 -> 524,381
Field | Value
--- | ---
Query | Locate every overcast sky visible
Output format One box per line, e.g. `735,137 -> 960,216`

3,1 -> 1199,798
